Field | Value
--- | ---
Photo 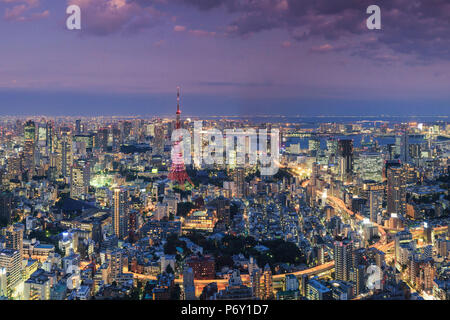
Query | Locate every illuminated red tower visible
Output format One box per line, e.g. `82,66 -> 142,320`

168,87 -> 192,186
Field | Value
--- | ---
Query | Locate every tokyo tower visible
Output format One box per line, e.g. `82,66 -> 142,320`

168,87 -> 193,187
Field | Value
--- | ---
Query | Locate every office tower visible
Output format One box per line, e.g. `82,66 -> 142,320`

23,120 -> 36,175
7,155 -> 22,181
75,119 -> 81,135
153,124 -> 165,155
168,87 -> 192,186
369,188 -> 383,223
311,162 -> 319,187
0,191 -> 13,226
399,127 -> 410,163
326,138 -> 338,157
183,266 -> 195,300
334,237 -> 353,281
0,248 -> 22,295
338,139 -> 353,183
122,121 -> 132,142
97,128 -> 109,151
234,168 -> 245,198
112,187 -> 129,240
2,224 -> 24,261
56,131 -> 72,178
46,121 -> 54,153
70,159 -> 90,199
387,166 -> 406,215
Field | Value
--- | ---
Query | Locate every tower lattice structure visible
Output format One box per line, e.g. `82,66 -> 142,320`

168,87 -> 193,186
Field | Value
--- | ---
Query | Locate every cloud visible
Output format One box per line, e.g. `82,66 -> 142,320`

67,0 -> 165,36
177,0 -> 450,61
2,0 -> 47,21
173,24 -> 186,32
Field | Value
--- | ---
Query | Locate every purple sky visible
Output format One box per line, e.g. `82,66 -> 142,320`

0,0 -> 449,116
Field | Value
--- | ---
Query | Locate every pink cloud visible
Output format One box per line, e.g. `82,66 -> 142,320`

2,0 -> 48,21
173,25 -> 186,32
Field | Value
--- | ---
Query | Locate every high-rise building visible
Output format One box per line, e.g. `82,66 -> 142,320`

1,224 -> 24,261
56,131 -> 73,178
334,237 -> 353,281
387,166 -> 406,216
0,248 -> 22,295
0,192 -> 13,226
369,187 -> 383,223
112,187 -> 129,240
23,120 -> 36,176
70,159 -> 90,199
338,139 -> 353,183
234,168 -> 245,198
350,264 -> 365,296
107,249 -> 123,282
46,121 -> 54,153
398,128 -> 410,163
75,119 -> 82,135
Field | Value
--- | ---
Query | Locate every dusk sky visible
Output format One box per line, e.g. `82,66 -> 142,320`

0,0 -> 449,116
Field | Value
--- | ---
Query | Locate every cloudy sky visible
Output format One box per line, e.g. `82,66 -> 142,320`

0,0 -> 449,116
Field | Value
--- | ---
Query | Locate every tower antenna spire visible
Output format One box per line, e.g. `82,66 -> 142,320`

176,86 -> 181,129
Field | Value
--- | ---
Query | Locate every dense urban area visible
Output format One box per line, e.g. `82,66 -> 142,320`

0,104 -> 449,301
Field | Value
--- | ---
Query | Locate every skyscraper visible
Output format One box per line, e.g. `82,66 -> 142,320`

234,168 -> 245,198
0,192 -> 13,226
23,120 -> 36,176
338,139 -> 353,183
399,127 -> 410,163
112,187 -> 129,240
387,166 -> 406,216
369,187 -> 383,223
0,249 -> 22,296
70,159 -> 90,200
334,237 -> 353,281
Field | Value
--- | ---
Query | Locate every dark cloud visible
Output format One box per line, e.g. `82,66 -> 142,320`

178,0 -> 450,61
